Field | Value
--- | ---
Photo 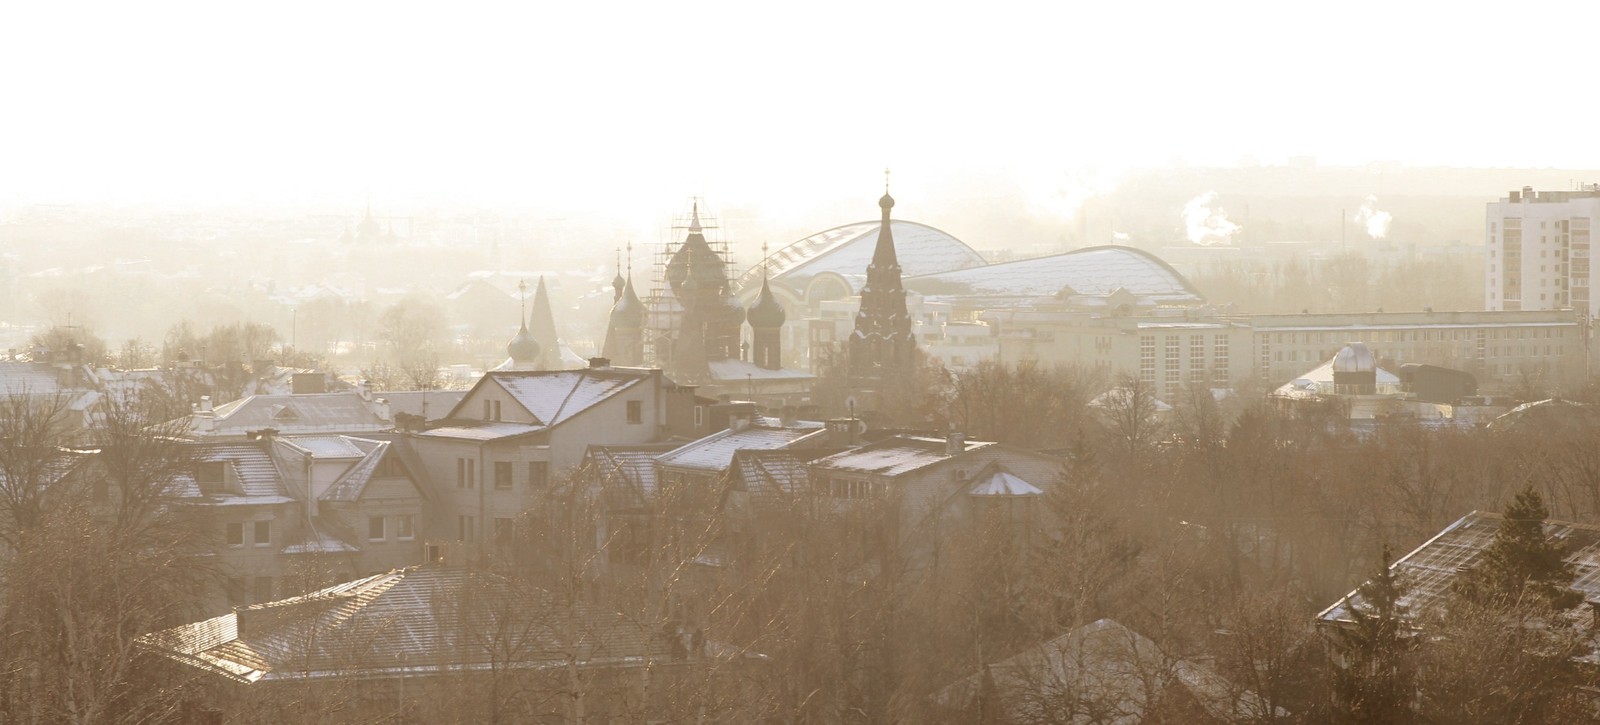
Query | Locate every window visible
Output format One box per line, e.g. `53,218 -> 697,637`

226,522 -> 244,547
369,516 -> 386,541
528,461 -> 549,488
253,521 -> 270,547
494,461 -> 512,489
253,577 -> 273,603
457,458 -> 475,489
626,400 -> 643,424
397,514 -> 415,540
227,577 -> 248,605
196,461 -> 226,495
694,405 -> 705,428
494,517 -> 514,544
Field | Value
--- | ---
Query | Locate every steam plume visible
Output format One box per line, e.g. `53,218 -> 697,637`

1353,195 -> 1392,239
1182,191 -> 1241,245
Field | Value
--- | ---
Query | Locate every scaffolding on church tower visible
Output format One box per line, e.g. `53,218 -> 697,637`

641,197 -> 738,375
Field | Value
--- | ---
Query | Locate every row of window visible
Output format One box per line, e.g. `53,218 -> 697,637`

457,458 -> 551,489
368,514 -> 416,542
225,520 -> 272,547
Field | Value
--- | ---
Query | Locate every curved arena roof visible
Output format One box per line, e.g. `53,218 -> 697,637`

737,220 -> 986,293
904,245 -> 1203,306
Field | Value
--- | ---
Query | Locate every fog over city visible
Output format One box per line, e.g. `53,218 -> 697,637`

9,2 -> 1600,723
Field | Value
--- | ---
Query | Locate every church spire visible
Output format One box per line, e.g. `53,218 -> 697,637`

528,276 -> 561,370
848,176 -> 916,397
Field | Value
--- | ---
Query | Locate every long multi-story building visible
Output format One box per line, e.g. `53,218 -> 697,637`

1486,185 -> 1600,315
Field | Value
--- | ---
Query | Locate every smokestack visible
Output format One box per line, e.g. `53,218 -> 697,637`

946,431 -> 966,456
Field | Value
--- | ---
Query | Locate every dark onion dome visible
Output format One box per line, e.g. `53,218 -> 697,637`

879,192 -> 894,211
610,279 -> 645,328
612,272 -> 626,301
507,321 -> 541,363
746,278 -> 786,328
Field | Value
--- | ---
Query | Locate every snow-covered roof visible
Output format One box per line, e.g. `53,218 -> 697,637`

1271,357 -> 1402,400
277,435 -> 367,459
739,220 -> 986,293
138,566 -> 676,684
905,245 -> 1203,307
280,527 -> 360,555
587,444 -> 677,507
656,422 -> 825,473
729,449 -> 822,501
376,390 -> 465,422
479,369 -> 650,427
179,392 -> 391,438
416,420 -> 544,442
170,442 -> 289,500
1318,511 -> 1600,631
810,435 -> 996,478
967,470 -> 1043,497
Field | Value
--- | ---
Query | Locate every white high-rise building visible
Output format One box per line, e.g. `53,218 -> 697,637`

1486,185 -> 1600,316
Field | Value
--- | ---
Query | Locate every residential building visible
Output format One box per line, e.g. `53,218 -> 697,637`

407,362 -> 695,548
1486,185 -> 1600,315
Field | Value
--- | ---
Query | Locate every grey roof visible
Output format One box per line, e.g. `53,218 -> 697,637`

381,390 -> 466,422
317,437 -> 392,502
138,566 -> 673,684
938,618 -> 1282,724
416,420 -> 545,442
171,442 -> 289,501
0,362 -> 64,396
181,393 -> 391,437
729,449 -> 835,502
810,435 -> 996,478
587,444 -> 677,507
656,423 -> 825,473
905,245 -> 1203,306
739,220 -> 986,293
1318,510 -> 1600,625
707,358 -> 815,383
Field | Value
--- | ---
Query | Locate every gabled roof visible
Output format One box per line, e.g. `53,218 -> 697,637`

1318,510 -> 1600,626
707,358 -> 815,383
968,470 -> 1044,497
381,390 -> 466,422
315,437 -> 397,502
656,422 -> 826,473
138,566 -> 675,684
0,362 -> 65,396
453,369 -> 651,429
809,435 -> 997,478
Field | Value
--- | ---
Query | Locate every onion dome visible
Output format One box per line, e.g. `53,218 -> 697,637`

612,271 -> 626,302
610,278 -> 645,329
507,321 -> 540,364
879,192 -> 895,211
724,292 -> 746,326
747,277 -> 786,328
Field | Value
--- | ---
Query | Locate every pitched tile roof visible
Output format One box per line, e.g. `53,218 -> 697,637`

485,369 -> 649,426
180,392 -> 391,437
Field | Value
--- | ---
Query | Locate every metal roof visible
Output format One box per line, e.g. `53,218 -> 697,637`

138,566 -> 675,684
656,423 -> 825,473
739,220 -> 986,293
1318,511 -> 1600,625
475,369 -> 649,427
967,470 -> 1044,497
171,442 -> 289,500
810,435 -> 996,478
183,393 -> 390,437
905,245 -> 1203,305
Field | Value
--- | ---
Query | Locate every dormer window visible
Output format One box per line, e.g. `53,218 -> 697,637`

196,461 -> 226,495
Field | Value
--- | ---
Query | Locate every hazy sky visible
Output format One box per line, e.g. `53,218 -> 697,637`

7,1 -> 1600,221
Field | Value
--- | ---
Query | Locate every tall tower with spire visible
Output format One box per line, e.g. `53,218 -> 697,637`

527,276 -> 562,370
603,245 -> 645,366
847,176 -> 916,393
747,243 -> 787,370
